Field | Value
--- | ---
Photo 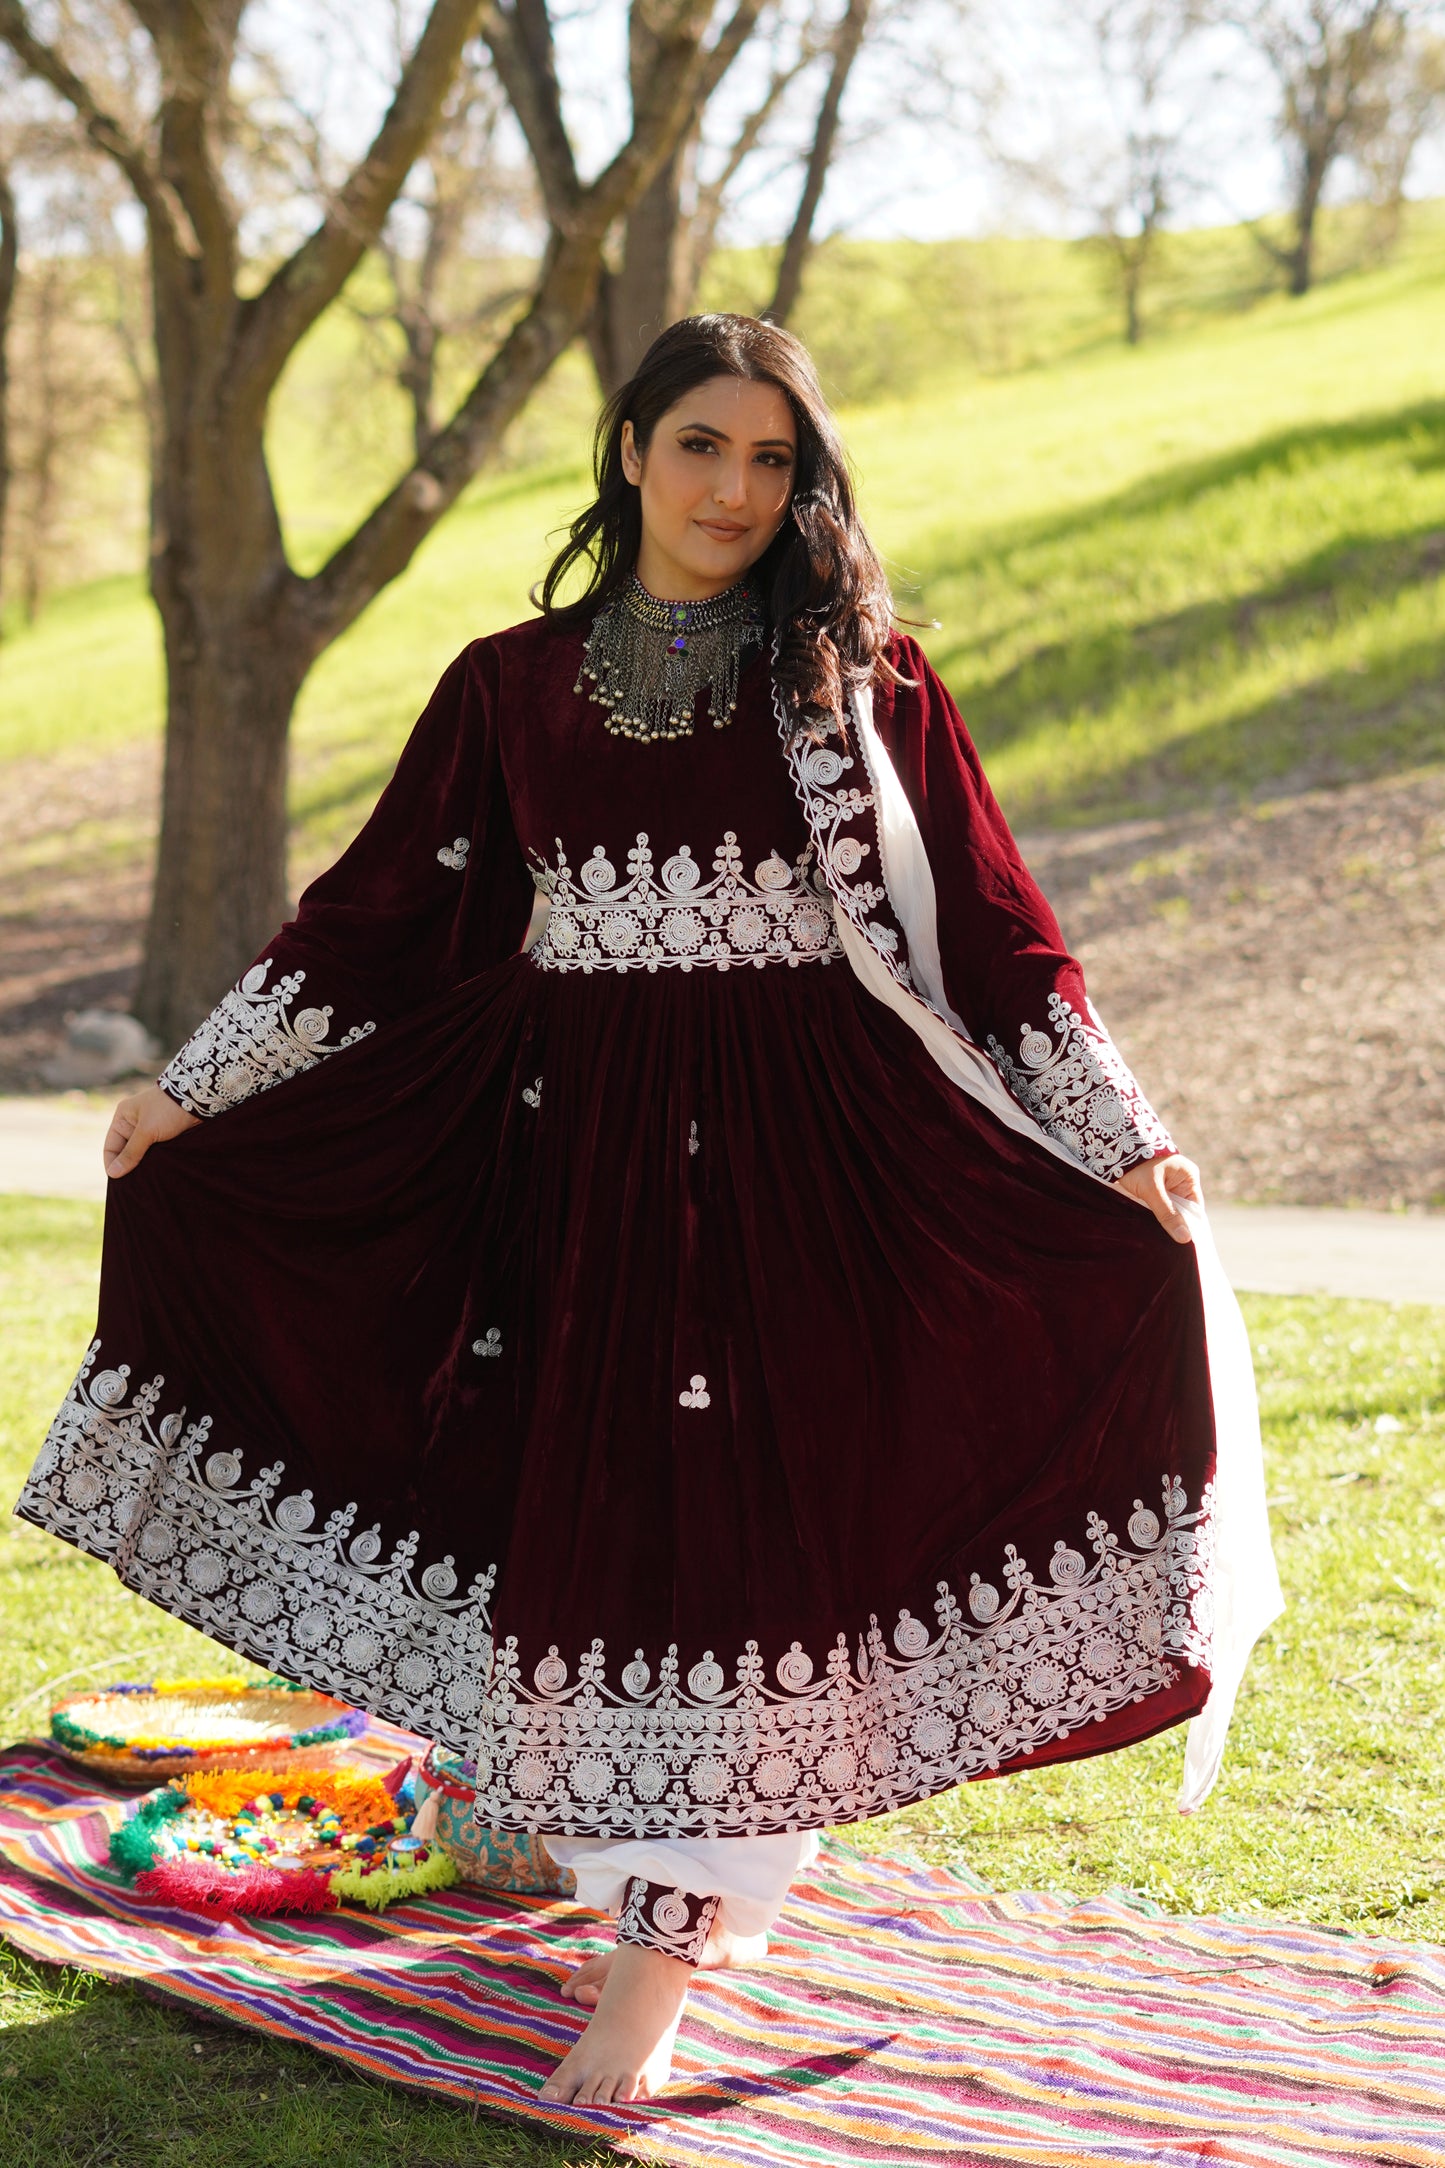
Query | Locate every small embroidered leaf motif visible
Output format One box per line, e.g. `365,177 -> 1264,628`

678,1374 -> 710,1409
522,1076 -> 543,1108
437,837 -> 471,871
473,1329 -> 503,1359
688,1120 -> 699,1156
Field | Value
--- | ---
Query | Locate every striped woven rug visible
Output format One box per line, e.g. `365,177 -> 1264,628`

1,1739 -> 1441,2166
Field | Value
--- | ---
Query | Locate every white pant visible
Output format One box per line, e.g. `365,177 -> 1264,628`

546,1830 -> 820,1939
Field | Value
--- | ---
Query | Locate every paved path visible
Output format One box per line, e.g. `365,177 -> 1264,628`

1,1096 -> 1441,1304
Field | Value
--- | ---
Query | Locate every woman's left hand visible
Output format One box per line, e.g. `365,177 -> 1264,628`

1115,1152 -> 1203,1243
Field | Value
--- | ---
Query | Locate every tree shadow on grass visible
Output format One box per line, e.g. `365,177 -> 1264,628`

934,399 -> 1445,585
1071,631 -> 1445,821
913,403 -> 1445,821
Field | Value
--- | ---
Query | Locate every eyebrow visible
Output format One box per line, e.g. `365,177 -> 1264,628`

673,420 -> 795,450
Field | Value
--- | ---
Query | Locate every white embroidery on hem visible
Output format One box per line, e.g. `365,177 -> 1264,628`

471,1477 -> 1214,1839
678,1375 -> 710,1409
19,1347 -> 1213,1839
528,831 -> 840,974
987,994 -> 1175,1182
14,1342 -> 494,1750
157,960 -> 376,1118
616,1879 -> 718,1964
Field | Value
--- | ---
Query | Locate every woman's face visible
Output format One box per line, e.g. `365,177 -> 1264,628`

622,374 -> 798,601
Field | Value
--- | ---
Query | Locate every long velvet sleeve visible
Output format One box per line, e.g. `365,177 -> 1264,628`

159,642 -> 535,1117
872,636 -> 1174,1181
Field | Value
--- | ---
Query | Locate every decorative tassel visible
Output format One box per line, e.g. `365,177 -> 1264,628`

410,1791 -> 441,1842
380,1753 -> 415,1800
135,1856 -> 338,1917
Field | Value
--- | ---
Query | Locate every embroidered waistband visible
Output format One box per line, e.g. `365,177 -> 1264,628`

529,830 -> 841,974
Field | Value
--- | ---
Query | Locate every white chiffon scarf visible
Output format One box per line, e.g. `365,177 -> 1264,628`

843,685 -> 1284,1811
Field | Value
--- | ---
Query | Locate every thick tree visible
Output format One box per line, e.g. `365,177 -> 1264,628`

1235,0 -> 1407,293
0,0 -> 756,1046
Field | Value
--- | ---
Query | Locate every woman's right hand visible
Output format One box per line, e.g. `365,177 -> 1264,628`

104,1084 -> 201,1178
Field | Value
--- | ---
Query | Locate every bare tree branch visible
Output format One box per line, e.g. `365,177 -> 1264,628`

768,0 -> 872,323
1232,0 -> 1409,292
478,0 -> 578,220
303,0 -> 743,645
128,0 -> 245,281
235,0 -> 483,398
686,36 -> 818,291
0,0 -> 199,256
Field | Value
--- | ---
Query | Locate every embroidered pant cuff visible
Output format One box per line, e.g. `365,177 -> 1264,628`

615,1878 -> 719,1966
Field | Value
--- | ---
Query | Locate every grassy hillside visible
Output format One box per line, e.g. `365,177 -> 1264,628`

2,209 -> 1443,867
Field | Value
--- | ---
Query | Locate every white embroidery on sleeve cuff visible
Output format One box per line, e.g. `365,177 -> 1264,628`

157,960 -> 376,1117
987,992 -> 1174,1180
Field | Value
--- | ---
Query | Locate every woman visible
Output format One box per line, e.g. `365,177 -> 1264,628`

17,315 -> 1279,2108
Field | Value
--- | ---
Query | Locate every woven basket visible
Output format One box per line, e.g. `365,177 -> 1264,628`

412,1746 -> 575,1896
50,1678 -> 366,1785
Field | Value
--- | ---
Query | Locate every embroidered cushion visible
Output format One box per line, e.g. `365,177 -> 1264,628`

412,1747 -> 575,1895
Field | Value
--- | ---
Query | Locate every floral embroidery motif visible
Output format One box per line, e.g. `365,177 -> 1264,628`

616,1878 -> 719,1965
437,837 -> 471,871
472,1477 -> 1213,1839
473,1330 -> 503,1359
522,1077 -> 543,1109
678,1375 -> 710,1409
158,960 -> 376,1118
778,665 -> 1172,1183
688,1120 -> 700,1157
529,832 -> 840,974
776,680 -> 915,990
987,994 -> 1174,1181
14,1343 -> 494,1750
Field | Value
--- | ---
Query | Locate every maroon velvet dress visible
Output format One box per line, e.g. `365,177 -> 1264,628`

17,621 -> 1216,1841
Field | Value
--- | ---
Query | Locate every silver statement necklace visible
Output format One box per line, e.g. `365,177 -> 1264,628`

576,574 -> 765,744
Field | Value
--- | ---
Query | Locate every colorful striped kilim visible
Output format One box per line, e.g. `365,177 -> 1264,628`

2,1737 -> 1443,2166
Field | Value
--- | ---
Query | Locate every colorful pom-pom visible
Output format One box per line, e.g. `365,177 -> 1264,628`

135,1857 -> 338,1918
330,1850 -> 459,1913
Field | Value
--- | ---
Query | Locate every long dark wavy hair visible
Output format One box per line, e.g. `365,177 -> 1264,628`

538,314 -> 898,737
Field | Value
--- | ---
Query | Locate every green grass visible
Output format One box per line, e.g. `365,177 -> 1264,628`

3,210 -> 1445,863
2,1194 -> 1443,2161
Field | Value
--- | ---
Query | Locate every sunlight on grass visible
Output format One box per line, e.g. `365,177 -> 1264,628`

2,218 -> 1444,860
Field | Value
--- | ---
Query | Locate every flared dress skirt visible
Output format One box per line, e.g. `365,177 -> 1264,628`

17,626 -> 1218,1841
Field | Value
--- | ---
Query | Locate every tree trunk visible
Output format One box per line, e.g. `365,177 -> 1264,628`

136,588 -> 309,1049
2,0 -> 740,1047
1287,185 -> 1318,294
133,250 -> 311,1047
0,165 -> 16,630
587,132 -> 696,393
766,0 -> 871,327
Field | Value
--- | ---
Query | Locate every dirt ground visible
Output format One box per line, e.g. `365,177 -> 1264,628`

2,747 -> 1440,1208
1023,768 -> 1445,1208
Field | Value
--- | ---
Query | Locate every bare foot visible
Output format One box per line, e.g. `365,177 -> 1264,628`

541,1942 -> 691,2105
562,1915 -> 767,2010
